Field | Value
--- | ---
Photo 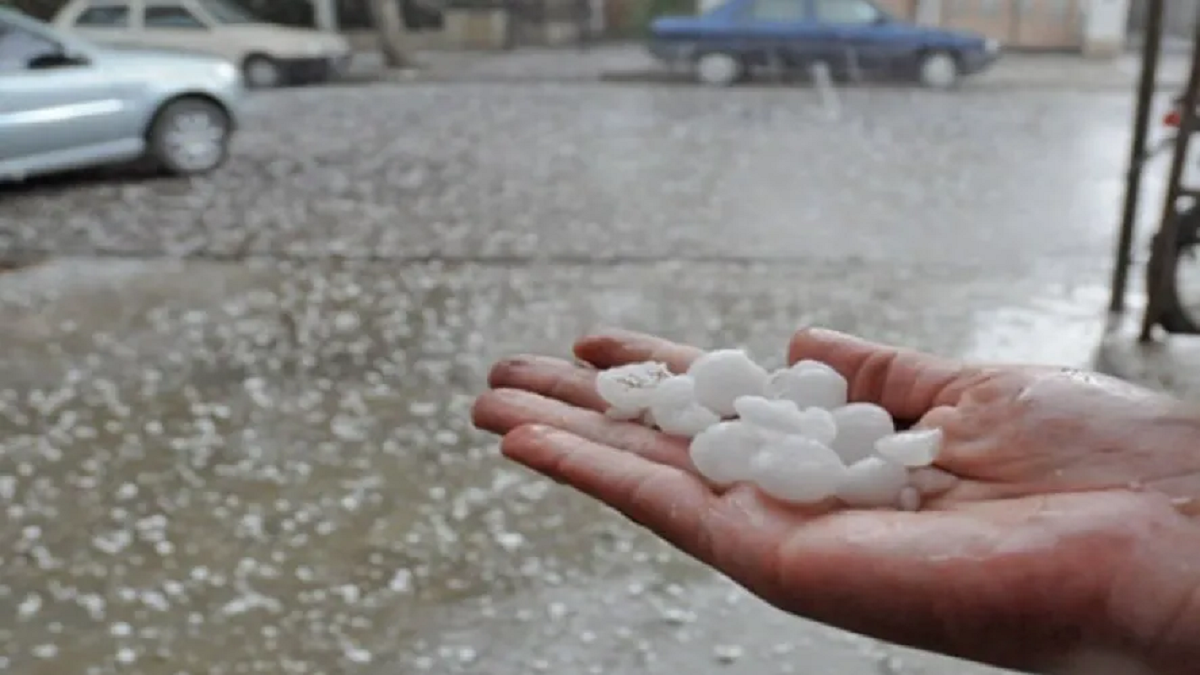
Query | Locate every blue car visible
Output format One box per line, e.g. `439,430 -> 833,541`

647,0 -> 1001,89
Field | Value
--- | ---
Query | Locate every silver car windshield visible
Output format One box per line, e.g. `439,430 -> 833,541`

198,0 -> 258,23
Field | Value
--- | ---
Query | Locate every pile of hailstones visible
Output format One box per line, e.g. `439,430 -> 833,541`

595,349 -> 943,511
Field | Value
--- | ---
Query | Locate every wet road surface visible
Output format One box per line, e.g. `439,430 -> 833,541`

0,81 -> 1167,674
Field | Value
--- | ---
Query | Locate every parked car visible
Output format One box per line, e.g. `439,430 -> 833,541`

0,6 -> 244,181
51,0 -> 352,88
647,0 -> 1001,89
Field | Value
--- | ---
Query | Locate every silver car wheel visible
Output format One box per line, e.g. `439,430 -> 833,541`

696,52 -> 740,87
162,109 -> 227,173
919,52 -> 959,90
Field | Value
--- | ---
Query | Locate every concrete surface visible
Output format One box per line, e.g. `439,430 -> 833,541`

0,80 -> 1170,675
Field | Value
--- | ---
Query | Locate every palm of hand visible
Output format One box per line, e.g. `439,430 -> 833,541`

472,328 -> 1200,675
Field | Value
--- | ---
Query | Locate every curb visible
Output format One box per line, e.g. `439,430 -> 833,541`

356,67 -> 1188,93
1093,313 -> 1200,397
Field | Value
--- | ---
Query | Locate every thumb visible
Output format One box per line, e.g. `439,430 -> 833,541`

788,328 -> 975,420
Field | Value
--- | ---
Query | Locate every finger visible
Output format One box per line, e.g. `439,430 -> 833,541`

488,354 -> 606,411
500,424 -> 718,560
574,328 -> 704,374
788,328 -> 975,420
473,389 -> 693,470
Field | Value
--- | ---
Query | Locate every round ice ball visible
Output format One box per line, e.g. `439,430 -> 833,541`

690,421 -> 763,486
596,362 -> 672,411
875,428 -> 943,468
658,404 -> 720,438
794,407 -> 838,447
649,375 -> 699,422
689,349 -> 770,417
835,457 -> 909,508
766,366 -> 848,411
749,435 -> 846,505
831,403 -> 895,464
733,396 -> 804,434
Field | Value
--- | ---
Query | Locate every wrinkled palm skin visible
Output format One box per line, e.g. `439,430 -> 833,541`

472,328 -> 1200,675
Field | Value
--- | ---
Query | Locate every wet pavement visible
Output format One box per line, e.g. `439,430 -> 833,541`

0,81 -> 1170,674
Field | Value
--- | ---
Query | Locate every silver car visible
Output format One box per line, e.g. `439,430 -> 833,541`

0,6 -> 244,181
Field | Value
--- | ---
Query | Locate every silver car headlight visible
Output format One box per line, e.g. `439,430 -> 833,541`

984,38 -> 1000,53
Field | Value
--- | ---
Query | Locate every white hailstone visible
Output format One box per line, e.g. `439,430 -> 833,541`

733,396 -> 804,434
596,362 -> 672,411
793,407 -> 838,447
897,486 -> 921,512
831,403 -> 895,464
766,365 -> 848,411
690,421 -> 762,486
749,435 -> 846,505
688,349 -> 770,417
650,375 -> 698,412
657,404 -> 720,438
648,376 -> 718,438
836,457 -> 909,508
874,428 -> 943,468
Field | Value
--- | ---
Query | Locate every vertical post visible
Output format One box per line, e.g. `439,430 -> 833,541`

312,0 -> 339,31
1140,13 -> 1200,341
1108,0 -> 1163,314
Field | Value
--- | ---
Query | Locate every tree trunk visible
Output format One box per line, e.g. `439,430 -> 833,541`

368,0 -> 415,68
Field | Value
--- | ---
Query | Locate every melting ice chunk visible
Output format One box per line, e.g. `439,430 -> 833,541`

733,396 -> 803,433
649,375 -> 699,419
690,421 -> 763,486
658,404 -> 720,438
836,457 -> 908,508
831,403 -> 895,464
649,375 -> 718,438
749,435 -> 846,505
689,349 -> 770,417
766,364 -> 848,411
875,428 -> 943,468
596,362 -> 672,411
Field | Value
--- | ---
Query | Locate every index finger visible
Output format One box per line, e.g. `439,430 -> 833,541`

788,328 -> 973,420
574,328 -> 704,374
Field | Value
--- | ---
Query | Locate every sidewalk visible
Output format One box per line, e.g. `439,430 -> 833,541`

1095,314 -> 1200,398
349,45 -> 1192,91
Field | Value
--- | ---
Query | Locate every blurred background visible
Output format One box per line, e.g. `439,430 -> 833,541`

1,0 -> 1197,673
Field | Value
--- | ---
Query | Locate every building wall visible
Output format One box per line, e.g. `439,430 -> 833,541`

910,0 -> 1127,56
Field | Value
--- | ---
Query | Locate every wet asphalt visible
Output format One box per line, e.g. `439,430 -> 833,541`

0,78 -> 1175,674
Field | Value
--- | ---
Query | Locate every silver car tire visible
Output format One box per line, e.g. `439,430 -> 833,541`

695,52 -> 742,87
918,51 -> 959,90
148,98 -> 231,177
243,55 -> 283,89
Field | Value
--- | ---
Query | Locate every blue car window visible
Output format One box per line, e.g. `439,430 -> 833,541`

813,0 -> 880,24
747,0 -> 806,22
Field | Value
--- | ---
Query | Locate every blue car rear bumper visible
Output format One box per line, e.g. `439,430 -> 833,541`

958,48 -> 1001,76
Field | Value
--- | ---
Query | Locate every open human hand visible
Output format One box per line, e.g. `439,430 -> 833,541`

472,328 -> 1200,675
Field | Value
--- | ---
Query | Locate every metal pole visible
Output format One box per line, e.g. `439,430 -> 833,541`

1140,14 -> 1200,341
1109,0 -> 1163,314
